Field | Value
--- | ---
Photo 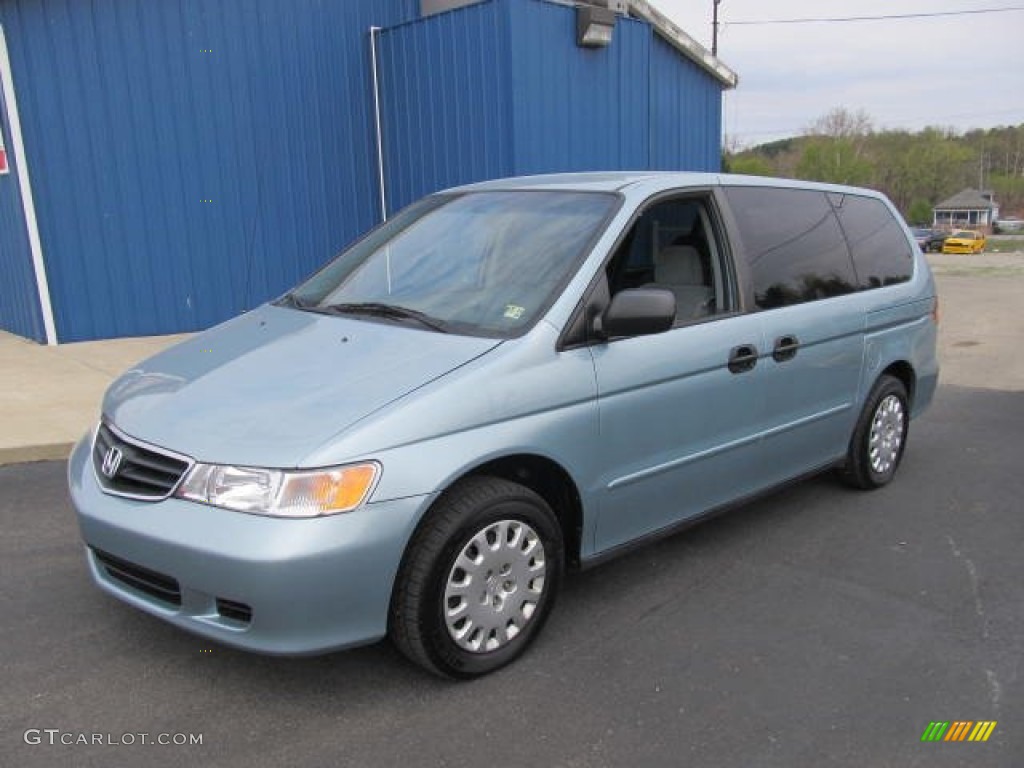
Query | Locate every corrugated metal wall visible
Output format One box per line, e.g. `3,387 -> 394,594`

649,33 -> 722,171
378,0 -> 513,214
0,0 -> 410,342
0,0 -> 723,342
379,0 -> 723,214
507,0 -> 651,174
0,66 -> 43,341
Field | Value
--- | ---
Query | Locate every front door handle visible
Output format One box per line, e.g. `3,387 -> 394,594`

772,334 -> 800,362
728,343 -> 759,374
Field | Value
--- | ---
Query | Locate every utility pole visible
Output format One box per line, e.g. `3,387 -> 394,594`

712,0 -> 721,56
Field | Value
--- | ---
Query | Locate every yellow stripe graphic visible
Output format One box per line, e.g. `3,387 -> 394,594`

968,721 -> 997,742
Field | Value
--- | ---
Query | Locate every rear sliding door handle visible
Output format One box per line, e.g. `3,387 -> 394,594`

728,343 -> 759,374
772,334 -> 800,362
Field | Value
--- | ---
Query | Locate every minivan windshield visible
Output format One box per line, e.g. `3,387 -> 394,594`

279,190 -> 618,337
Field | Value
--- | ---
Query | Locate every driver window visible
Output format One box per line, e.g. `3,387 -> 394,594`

606,197 -> 729,325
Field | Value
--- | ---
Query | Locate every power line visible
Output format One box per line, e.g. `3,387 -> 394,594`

726,6 -> 1024,26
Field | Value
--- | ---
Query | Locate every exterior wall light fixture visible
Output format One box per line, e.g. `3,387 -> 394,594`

577,4 -> 617,48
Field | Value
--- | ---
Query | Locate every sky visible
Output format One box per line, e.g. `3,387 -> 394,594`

651,0 -> 1024,148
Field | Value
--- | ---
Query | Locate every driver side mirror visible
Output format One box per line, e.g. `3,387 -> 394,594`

595,287 -> 676,340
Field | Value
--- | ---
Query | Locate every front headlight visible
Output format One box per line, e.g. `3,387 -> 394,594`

175,462 -> 380,518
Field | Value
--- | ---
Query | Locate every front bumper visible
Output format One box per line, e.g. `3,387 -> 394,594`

68,434 -> 430,655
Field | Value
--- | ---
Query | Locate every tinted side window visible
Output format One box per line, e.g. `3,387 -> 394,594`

832,194 -> 913,289
724,186 -> 857,310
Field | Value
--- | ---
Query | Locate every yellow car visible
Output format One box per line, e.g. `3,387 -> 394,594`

941,229 -> 986,254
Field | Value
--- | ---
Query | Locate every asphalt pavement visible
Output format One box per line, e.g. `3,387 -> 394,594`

2,381 -> 1021,767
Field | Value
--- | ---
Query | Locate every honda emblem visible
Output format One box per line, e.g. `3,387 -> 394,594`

101,446 -> 124,478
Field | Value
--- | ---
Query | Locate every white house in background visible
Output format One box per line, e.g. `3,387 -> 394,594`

933,188 -> 999,229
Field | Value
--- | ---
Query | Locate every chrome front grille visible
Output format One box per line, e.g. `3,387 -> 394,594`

92,422 -> 191,500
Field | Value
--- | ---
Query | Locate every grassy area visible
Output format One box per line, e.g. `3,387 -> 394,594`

933,265 -> 1024,277
987,237 -> 1024,253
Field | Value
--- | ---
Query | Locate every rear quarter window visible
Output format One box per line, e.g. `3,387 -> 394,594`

723,186 -> 857,310
831,194 -> 913,288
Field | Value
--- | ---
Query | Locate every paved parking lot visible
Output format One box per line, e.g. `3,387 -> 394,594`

928,250 -> 1024,392
1,256 -> 1021,767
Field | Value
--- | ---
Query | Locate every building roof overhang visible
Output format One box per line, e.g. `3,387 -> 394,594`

627,0 -> 738,88
933,188 -> 997,211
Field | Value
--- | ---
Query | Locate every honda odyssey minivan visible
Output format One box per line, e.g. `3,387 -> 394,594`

69,172 -> 939,678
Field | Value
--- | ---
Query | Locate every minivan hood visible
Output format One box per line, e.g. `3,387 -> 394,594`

103,305 -> 501,466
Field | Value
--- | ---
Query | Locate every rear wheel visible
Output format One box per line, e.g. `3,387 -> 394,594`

840,375 -> 909,489
389,476 -> 564,678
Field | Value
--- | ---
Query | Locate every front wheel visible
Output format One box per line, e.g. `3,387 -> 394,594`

389,476 -> 564,678
840,375 -> 910,489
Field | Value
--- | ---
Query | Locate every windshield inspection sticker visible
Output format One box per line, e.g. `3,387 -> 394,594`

504,304 -> 525,320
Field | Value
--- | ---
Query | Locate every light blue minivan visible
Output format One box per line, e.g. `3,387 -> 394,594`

69,172 -> 939,677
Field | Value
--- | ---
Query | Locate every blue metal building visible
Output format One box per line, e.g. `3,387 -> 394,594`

0,0 -> 735,344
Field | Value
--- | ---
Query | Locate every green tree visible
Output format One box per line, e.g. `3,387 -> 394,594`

990,174 -> 1024,215
873,128 -> 972,211
727,154 -> 774,176
795,138 -> 872,186
725,112 -> 1024,218
907,199 -> 932,226
806,107 -> 873,140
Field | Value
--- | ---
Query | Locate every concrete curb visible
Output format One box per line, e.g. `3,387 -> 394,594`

0,331 -> 189,468
0,443 -> 74,466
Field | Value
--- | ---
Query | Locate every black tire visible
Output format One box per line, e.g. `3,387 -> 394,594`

840,375 -> 910,489
389,476 -> 564,679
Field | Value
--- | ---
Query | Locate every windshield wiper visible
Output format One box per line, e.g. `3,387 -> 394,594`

316,302 -> 450,333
